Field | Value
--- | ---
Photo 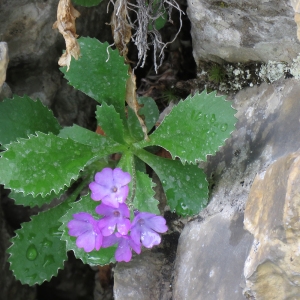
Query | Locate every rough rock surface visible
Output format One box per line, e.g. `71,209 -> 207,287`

243,149 -> 300,299
114,251 -> 167,300
0,0 -> 112,126
173,212 -> 253,299
173,77 -> 300,299
187,0 -> 300,65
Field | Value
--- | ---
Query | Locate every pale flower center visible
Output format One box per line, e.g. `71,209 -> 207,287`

112,186 -> 118,193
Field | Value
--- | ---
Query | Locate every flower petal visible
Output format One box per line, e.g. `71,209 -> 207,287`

99,217 -> 117,236
95,168 -> 113,185
115,185 -> 129,204
102,234 -> 119,248
94,233 -> 103,251
73,212 -> 95,222
76,231 -> 96,252
115,239 -> 132,262
102,193 -> 119,208
130,225 -> 141,245
117,218 -> 131,235
95,203 -> 115,216
146,216 -> 168,233
113,168 -> 131,186
129,239 -> 141,254
141,228 -> 161,248
89,182 -> 110,201
118,203 -> 130,217
68,219 -> 92,237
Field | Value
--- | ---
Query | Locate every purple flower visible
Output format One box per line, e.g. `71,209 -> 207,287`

131,212 -> 168,248
96,203 -> 131,236
67,212 -> 102,252
102,232 -> 141,262
89,168 -> 131,208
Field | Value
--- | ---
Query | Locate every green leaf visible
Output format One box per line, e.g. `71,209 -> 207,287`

61,37 -> 129,119
60,194 -> 116,266
9,187 -> 67,208
96,103 -> 125,144
0,132 -> 96,197
117,152 -> 136,205
72,0 -> 102,7
0,95 -> 60,145
136,149 -> 208,216
138,90 -> 236,163
127,97 -> 159,141
58,124 -> 121,152
133,171 -> 160,215
7,202 -> 69,285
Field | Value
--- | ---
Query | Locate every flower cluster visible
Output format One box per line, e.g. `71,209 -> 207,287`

67,167 -> 168,262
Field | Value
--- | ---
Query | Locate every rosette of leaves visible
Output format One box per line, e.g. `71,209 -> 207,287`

0,37 -> 236,285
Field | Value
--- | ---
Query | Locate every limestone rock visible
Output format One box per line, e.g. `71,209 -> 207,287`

243,149 -> 300,299
0,42 -> 9,91
187,0 -> 300,65
114,251 -> 167,300
173,212 -> 253,300
172,77 -> 300,298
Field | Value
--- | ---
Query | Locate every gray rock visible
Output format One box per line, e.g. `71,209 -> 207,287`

244,149 -> 300,299
173,77 -> 300,298
114,251 -> 167,300
173,212 -> 253,299
187,0 -> 300,65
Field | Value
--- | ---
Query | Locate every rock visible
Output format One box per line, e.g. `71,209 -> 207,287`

1,0 -> 112,125
173,212 -> 253,299
114,251 -> 167,300
0,42 -> 9,91
172,77 -> 300,298
187,0 -> 300,65
243,149 -> 300,299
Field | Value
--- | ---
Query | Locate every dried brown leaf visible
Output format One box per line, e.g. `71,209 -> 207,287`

126,71 -> 149,141
53,0 -> 81,71
110,0 -> 132,60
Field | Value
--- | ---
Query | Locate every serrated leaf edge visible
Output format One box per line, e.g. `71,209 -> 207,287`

141,89 -> 237,164
6,206 -> 68,285
1,132 -> 95,198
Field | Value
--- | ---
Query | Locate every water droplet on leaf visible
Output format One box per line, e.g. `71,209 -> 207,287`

26,244 -> 38,261
210,114 -> 216,123
181,203 -> 188,210
28,233 -> 36,241
49,226 -> 61,237
43,255 -> 55,267
41,238 -> 53,248
220,123 -> 228,132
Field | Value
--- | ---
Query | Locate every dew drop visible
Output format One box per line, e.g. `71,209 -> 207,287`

211,131 -> 216,137
181,203 -> 188,210
49,226 -> 61,237
220,123 -> 228,132
196,112 -> 203,120
210,114 -> 216,123
26,244 -> 38,261
43,254 -> 55,267
41,238 -> 53,248
28,233 -> 36,241
17,233 -> 24,241
26,273 -> 37,280
162,180 -> 167,185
